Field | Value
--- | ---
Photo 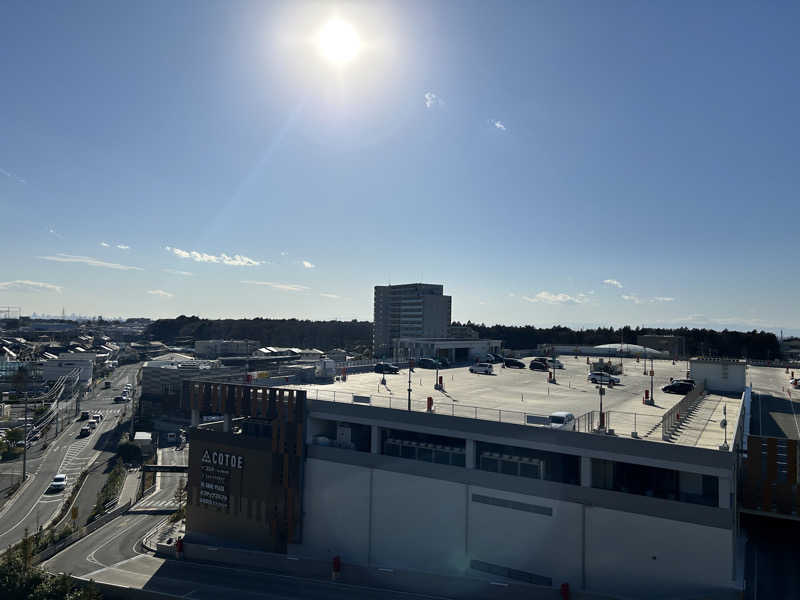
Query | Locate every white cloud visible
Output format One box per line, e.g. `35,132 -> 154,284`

490,119 -> 507,131
508,292 -> 516,297
39,254 -> 144,271
147,289 -> 174,298
116,244 -> 130,250
651,297 -> 675,303
621,294 -> 642,304
0,167 -> 25,184
0,280 -> 63,293
280,251 -> 289,256
424,92 -> 443,108
100,242 -> 110,247
522,291 -> 587,305
320,293 -> 340,299
603,279 -> 623,289
302,260 -> 315,269
48,227 -> 64,240
165,246 -> 261,266
162,269 -> 193,277
241,280 -> 310,292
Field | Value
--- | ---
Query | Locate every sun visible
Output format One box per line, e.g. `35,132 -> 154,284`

315,19 -> 362,66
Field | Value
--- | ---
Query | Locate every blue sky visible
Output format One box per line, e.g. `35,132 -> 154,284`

1,1 -> 798,333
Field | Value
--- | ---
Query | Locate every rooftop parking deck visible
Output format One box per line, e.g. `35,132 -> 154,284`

289,355 -> 750,451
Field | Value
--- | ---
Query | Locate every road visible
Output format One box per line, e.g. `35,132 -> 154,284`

0,363 -> 139,549
747,364 -> 800,439
45,515 -> 442,600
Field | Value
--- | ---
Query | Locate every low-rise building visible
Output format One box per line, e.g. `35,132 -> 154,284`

196,339 -> 261,359
43,353 -> 96,385
393,337 -> 503,363
689,358 -> 746,394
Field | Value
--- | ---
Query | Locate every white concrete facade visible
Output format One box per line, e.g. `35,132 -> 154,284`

43,355 -> 94,384
299,457 -> 736,597
690,359 -> 746,394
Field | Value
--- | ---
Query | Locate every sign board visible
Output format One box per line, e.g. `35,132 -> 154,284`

199,448 -> 245,509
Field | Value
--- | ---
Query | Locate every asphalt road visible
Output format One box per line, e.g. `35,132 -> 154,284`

743,514 -> 800,600
0,363 -> 139,549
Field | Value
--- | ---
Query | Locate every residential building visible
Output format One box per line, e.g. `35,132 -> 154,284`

195,339 -> 261,359
373,284 -> 452,357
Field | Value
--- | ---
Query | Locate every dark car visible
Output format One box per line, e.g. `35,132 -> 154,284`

528,360 -> 548,371
504,358 -> 525,369
375,363 -> 400,374
417,358 -> 438,369
662,381 -> 694,395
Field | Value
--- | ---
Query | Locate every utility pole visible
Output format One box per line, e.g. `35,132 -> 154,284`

650,358 -> 655,404
407,358 -> 414,411
23,391 -> 28,481
551,345 -> 557,384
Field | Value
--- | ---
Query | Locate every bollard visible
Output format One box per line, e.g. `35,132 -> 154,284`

427,397 -> 433,412
560,582 -> 570,600
332,556 -> 341,581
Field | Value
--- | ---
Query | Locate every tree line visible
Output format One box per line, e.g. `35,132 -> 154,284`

145,317 -> 782,360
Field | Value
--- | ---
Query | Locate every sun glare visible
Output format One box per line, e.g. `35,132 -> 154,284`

315,19 -> 362,66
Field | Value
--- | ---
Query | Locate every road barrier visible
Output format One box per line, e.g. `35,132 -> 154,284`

32,499 -> 131,564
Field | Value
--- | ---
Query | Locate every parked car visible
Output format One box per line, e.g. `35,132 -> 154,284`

485,354 -> 502,363
587,372 -> 620,385
375,362 -> 400,374
504,358 -> 525,369
546,358 -> 565,369
79,426 -> 91,437
417,358 -> 439,369
672,378 -> 696,386
662,381 -> 694,395
548,412 -> 576,430
437,357 -> 451,368
529,361 -> 548,371
469,363 -> 494,375
49,473 -> 68,492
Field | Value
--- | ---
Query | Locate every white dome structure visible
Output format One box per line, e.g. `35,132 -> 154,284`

593,343 -> 668,357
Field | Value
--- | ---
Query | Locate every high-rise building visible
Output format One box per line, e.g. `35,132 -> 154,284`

373,283 -> 451,357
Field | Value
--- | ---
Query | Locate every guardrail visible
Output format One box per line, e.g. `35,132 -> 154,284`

308,388 -> 553,427
661,382 -> 705,441
575,410 -> 663,438
32,499 -> 132,564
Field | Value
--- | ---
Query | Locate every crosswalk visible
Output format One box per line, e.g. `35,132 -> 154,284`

135,498 -> 178,510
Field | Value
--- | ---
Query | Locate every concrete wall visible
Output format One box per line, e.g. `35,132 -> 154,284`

585,506 -> 733,597
300,456 -> 738,597
690,361 -> 746,394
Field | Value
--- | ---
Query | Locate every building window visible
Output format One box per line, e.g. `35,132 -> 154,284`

476,441 -> 579,485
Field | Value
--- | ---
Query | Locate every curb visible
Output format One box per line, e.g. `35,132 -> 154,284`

0,473 -> 32,520
141,516 -> 172,552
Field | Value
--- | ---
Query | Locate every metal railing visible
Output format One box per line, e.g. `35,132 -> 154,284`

661,382 -> 705,441
575,410 -> 663,438
308,388 -> 550,427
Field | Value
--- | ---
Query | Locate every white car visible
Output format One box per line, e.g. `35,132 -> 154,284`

469,363 -> 494,375
587,372 -> 620,385
549,412 -> 576,430
545,358 -> 565,369
49,473 -> 67,492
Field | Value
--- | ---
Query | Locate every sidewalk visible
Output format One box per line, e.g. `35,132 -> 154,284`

118,468 -> 141,507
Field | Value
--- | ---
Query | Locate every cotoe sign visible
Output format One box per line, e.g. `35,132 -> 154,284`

202,449 -> 244,469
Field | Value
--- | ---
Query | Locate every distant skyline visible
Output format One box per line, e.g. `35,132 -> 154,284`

2,2 -> 799,335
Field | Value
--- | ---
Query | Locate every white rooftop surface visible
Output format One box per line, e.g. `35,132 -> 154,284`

290,356 -> 747,451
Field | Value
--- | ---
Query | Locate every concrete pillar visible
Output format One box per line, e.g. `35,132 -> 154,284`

465,439 -> 475,469
223,413 -> 232,433
371,425 -> 380,454
581,456 -> 592,487
718,476 -> 731,509
191,408 -> 200,427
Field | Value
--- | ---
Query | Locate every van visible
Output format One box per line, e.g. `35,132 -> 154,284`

469,363 -> 493,375
549,412 -> 575,430
80,411 -> 90,420
88,418 -> 97,430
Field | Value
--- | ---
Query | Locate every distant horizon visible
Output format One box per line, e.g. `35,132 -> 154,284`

16,312 -> 798,338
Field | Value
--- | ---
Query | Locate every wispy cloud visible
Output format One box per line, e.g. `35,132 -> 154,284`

100,242 -> 110,247
280,251 -> 289,256
522,291 -> 587,305
424,92 -> 443,108
320,293 -> 340,299
651,296 -> 675,303
162,268 -> 193,277
241,280 -> 309,292
621,294 -> 642,304
39,254 -> 144,271
0,280 -> 63,293
0,167 -> 25,184
490,119 -> 507,131
147,289 -> 174,298
302,260 -> 315,269
116,244 -> 130,250
603,279 -> 623,289
165,246 -> 262,266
